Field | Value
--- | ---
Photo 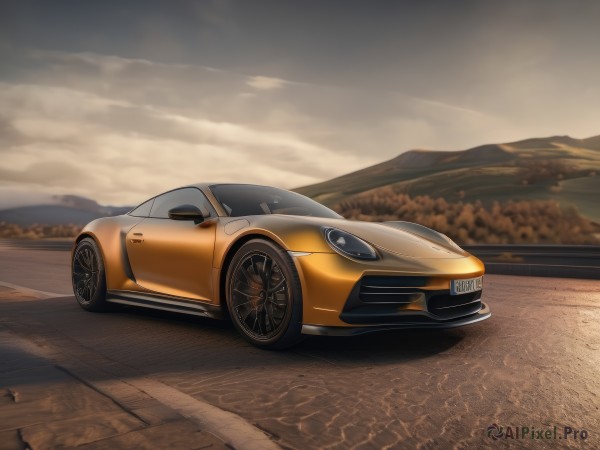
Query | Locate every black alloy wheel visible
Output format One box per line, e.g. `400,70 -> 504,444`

72,237 -> 108,311
226,239 -> 303,349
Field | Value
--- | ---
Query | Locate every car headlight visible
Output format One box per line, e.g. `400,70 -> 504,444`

324,227 -> 378,260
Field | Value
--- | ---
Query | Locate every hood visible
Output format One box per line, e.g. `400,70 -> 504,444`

248,215 -> 465,259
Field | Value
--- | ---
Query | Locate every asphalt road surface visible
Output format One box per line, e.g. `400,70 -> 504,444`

1,244 -> 599,449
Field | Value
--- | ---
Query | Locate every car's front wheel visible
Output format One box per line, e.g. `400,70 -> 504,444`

226,239 -> 303,349
72,237 -> 109,312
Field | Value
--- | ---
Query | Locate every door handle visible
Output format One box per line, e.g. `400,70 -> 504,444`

130,232 -> 144,244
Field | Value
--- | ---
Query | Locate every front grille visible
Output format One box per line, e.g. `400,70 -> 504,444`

359,276 -> 428,303
427,291 -> 482,319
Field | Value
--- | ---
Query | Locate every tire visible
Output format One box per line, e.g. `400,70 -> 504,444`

226,239 -> 303,349
72,237 -> 109,312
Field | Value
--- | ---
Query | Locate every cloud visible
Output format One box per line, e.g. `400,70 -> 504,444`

3,48 -> 585,206
0,186 -> 56,209
246,76 -> 288,90
0,53 -> 371,204
0,160 -> 95,187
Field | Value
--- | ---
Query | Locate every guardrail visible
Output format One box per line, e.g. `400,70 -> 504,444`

463,245 -> 600,280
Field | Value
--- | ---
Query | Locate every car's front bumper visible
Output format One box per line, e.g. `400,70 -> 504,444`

290,250 -> 487,327
301,302 -> 491,336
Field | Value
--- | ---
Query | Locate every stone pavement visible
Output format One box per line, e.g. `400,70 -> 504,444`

0,333 -> 230,450
0,287 -> 230,450
1,249 -> 599,449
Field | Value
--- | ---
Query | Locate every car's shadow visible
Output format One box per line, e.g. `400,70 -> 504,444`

113,303 -> 470,366
6,297 -> 478,374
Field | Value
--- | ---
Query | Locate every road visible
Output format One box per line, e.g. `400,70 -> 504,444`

1,244 -> 599,449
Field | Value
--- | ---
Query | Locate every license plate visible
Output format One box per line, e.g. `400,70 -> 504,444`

451,276 -> 483,295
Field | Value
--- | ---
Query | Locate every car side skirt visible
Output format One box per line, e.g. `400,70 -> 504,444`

106,290 -> 224,320
301,302 -> 491,336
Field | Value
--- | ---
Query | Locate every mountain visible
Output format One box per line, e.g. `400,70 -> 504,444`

0,195 -> 132,226
295,134 -> 600,222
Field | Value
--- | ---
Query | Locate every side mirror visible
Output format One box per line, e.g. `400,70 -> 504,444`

168,204 -> 208,223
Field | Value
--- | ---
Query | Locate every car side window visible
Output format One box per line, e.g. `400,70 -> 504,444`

129,198 -> 154,217
149,188 -> 215,219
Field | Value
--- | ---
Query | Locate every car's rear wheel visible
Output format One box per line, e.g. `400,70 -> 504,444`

72,237 -> 109,312
226,239 -> 303,349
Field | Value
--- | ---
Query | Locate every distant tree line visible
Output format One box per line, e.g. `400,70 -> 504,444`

334,187 -> 599,244
516,159 -> 581,186
0,222 -> 81,239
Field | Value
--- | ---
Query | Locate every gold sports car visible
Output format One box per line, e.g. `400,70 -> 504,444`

72,183 -> 490,349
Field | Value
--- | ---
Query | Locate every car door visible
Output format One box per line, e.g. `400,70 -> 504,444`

125,187 -> 217,302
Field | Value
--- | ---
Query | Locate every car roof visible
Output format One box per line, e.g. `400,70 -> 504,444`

189,183 -> 274,190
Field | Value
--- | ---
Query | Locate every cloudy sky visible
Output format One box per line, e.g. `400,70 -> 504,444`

1,0 -> 599,206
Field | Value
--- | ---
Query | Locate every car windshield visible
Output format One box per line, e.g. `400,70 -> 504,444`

209,184 -> 342,219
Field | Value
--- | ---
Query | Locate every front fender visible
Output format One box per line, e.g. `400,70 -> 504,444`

75,215 -> 144,290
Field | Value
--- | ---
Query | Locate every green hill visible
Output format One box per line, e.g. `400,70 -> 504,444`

295,134 -> 600,222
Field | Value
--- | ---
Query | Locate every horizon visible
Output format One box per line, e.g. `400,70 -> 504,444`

2,1 -> 600,205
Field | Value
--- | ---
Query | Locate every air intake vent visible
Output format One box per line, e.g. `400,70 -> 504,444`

427,291 -> 482,319
359,276 -> 428,303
